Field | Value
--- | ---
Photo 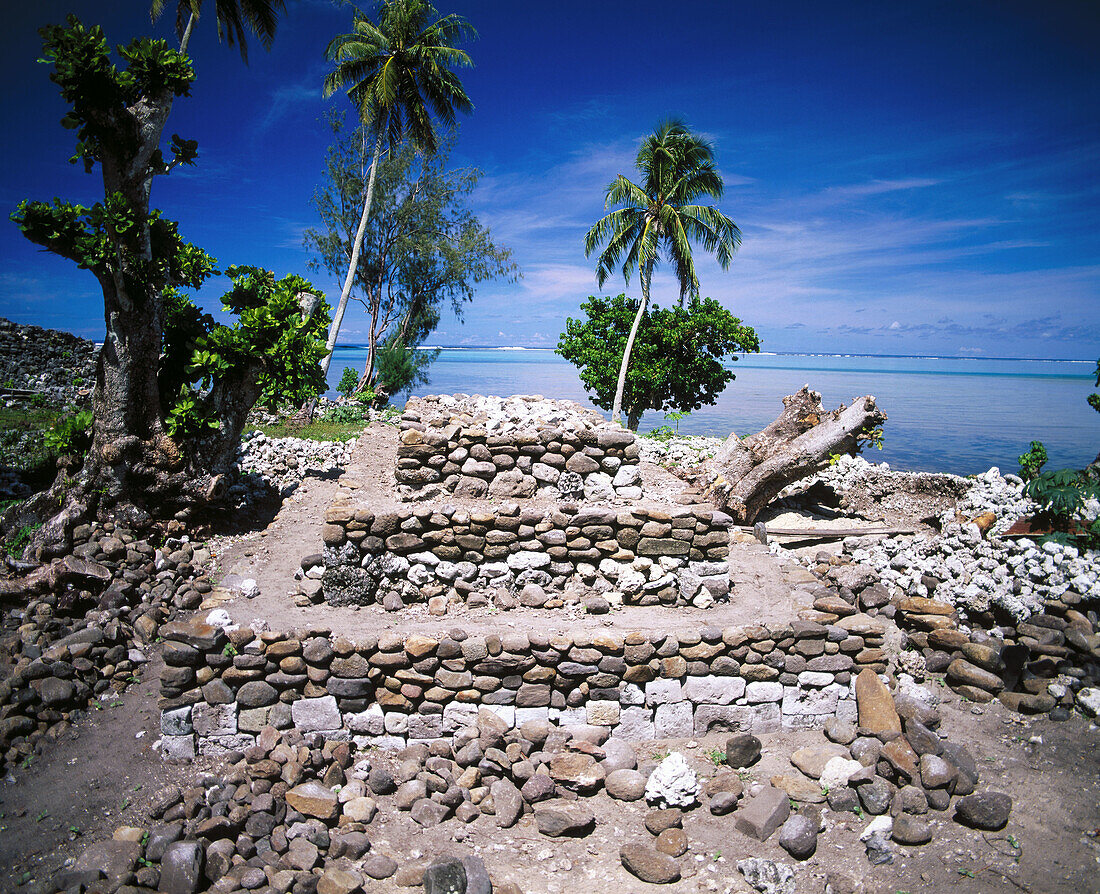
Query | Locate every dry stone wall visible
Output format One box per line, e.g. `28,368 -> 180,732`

319,501 -> 734,608
156,612 -> 899,758
395,394 -> 643,501
0,316 -> 98,404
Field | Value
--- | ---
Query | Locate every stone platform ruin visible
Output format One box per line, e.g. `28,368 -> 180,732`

155,394 -> 1099,764
157,396 -> 900,759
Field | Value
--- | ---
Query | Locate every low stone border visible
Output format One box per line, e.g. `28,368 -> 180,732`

155,611 -> 899,759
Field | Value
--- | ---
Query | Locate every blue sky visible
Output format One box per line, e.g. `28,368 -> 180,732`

2,0 -> 1098,359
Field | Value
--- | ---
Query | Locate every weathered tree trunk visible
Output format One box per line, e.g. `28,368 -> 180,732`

321,127 -> 385,377
610,269 -> 651,426
78,88 -> 183,517
703,385 -> 887,524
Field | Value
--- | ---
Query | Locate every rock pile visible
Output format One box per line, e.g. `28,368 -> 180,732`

65,673 -> 1017,893
637,435 -> 723,468
236,432 -> 354,502
846,477 -> 1099,621
396,394 -> 643,502
0,521 -> 212,776
0,317 -> 98,406
787,466 -> 1100,719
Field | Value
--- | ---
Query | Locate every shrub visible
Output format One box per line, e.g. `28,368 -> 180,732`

336,367 -> 359,399
43,409 -> 93,460
1024,468 -> 1100,548
1018,440 -> 1048,481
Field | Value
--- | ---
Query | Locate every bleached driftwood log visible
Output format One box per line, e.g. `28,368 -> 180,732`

703,385 -> 887,524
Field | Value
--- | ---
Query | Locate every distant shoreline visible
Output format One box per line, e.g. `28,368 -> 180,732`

332,344 -> 1096,364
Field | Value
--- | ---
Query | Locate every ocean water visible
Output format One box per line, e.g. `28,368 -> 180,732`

326,347 -> 1099,477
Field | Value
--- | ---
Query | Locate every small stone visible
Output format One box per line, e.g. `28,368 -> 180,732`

954,792 -> 1012,830
286,782 -> 338,820
462,856 -> 493,894
857,779 -> 894,815
520,774 -> 557,803
791,744 -> 849,779
737,858 -> 796,894
735,786 -> 791,841
778,814 -> 818,859
362,854 -> 398,880
824,718 -> 857,745
709,790 -> 740,815
726,733 -> 762,767
158,841 -> 204,894
919,753 -> 957,790
946,659 -> 1004,693
549,752 -> 605,794
343,796 -> 378,824
645,808 -> 683,835
423,856 -> 466,894
606,768 -> 647,801
491,779 -> 524,828
535,800 -> 596,837
316,868 -> 363,894
621,843 -> 681,884
655,827 -> 689,857
411,798 -> 450,826
891,813 -> 933,845
819,757 -> 863,792
827,786 -> 860,814
854,668 -> 902,736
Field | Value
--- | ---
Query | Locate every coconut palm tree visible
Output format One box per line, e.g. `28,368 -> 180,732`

584,120 -> 742,425
319,0 -> 476,375
150,0 -> 285,58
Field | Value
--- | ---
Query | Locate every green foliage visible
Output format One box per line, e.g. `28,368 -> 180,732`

1025,469 -> 1097,521
557,294 -> 759,430
336,367 -> 359,399
375,337 -> 437,397
43,410 -> 94,459
322,404 -> 368,425
1089,359 -> 1100,414
1025,468 -> 1100,548
160,267 -> 330,442
34,17 -> 196,173
3,524 -> 41,559
305,116 -> 516,390
704,747 -> 725,767
1018,440 -> 1048,481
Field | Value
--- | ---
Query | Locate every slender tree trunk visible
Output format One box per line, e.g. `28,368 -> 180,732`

178,12 -> 196,54
610,271 -> 650,425
321,127 -> 385,376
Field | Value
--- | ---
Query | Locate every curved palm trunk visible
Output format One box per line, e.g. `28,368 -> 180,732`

610,273 -> 650,426
320,127 -> 385,376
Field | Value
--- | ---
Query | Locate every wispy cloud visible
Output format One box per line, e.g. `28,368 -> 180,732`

257,78 -> 323,133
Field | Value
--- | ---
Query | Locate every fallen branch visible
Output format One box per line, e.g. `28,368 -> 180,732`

702,385 -> 887,524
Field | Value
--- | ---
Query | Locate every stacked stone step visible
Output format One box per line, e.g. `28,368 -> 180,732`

395,393 -> 642,501
320,500 -> 733,608
157,612 -> 906,758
